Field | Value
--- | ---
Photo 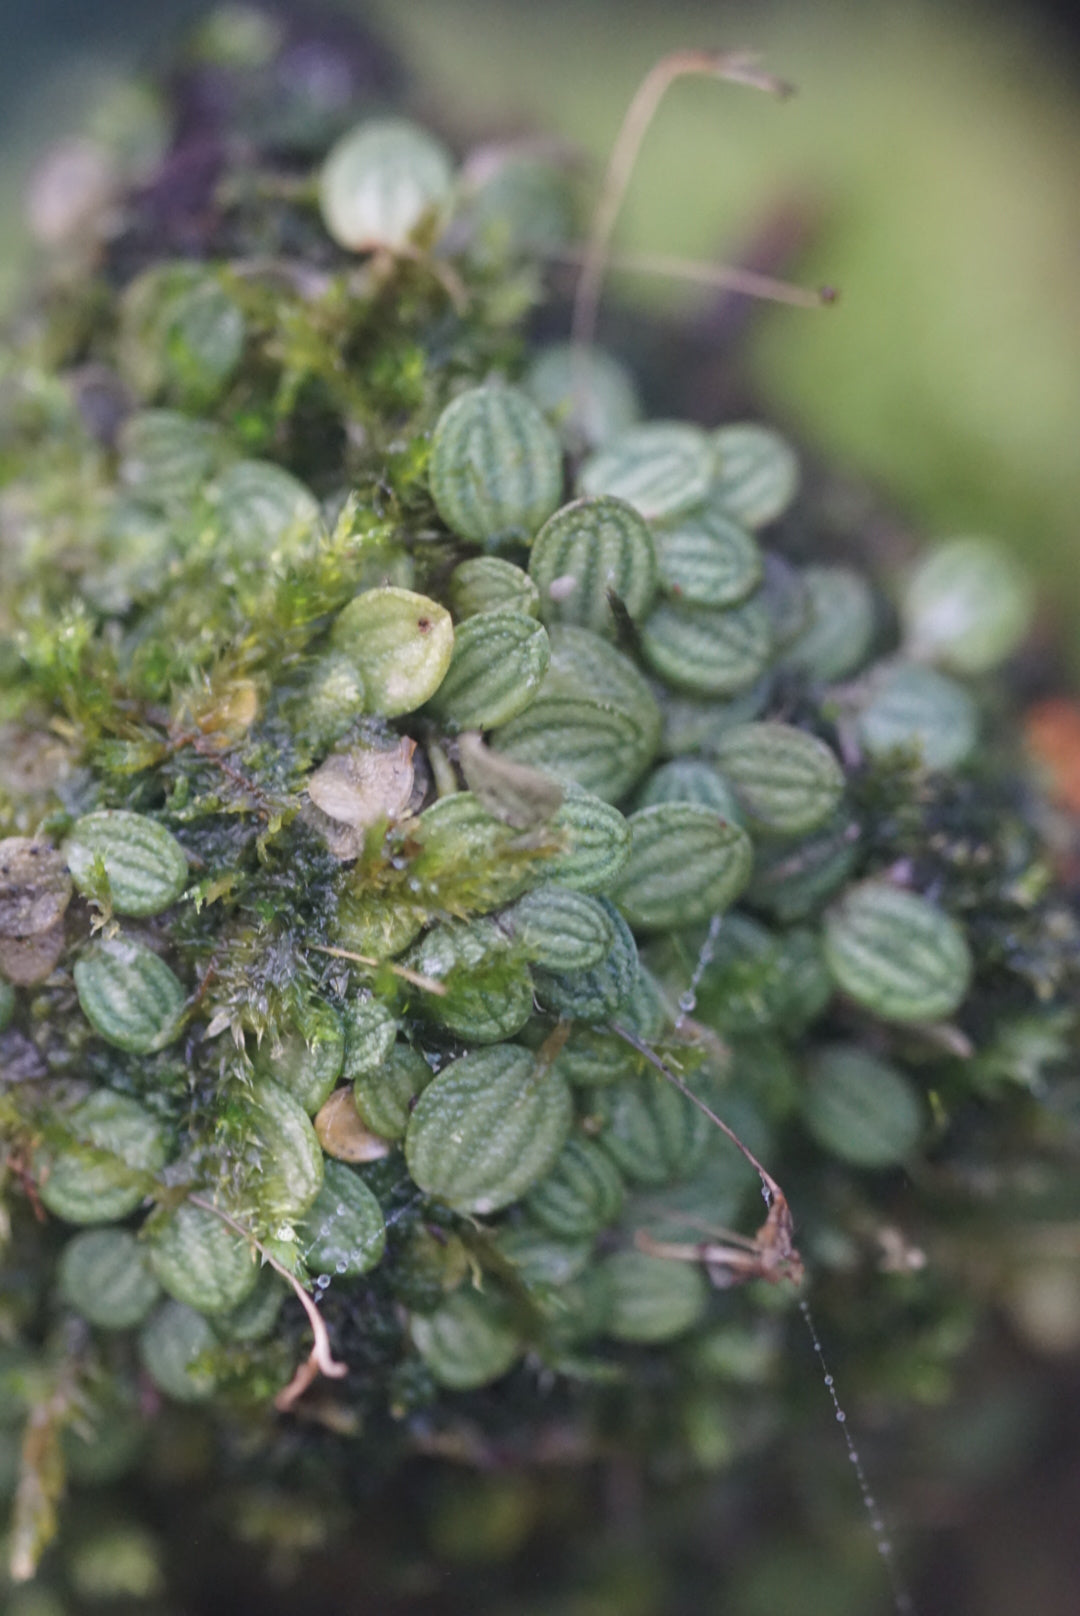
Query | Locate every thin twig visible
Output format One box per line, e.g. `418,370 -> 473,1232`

551,243 -> 830,309
188,1194 -> 347,1400
311,943 -> 448,996
571,50 -> 793,366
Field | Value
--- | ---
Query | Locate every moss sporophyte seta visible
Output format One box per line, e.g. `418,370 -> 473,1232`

0,7 -> 1078,1604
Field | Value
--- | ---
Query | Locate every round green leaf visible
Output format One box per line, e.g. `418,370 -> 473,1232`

712,722 -> 845,836
253,1000 -> 345,1115
641,594 -> 772,697
353,1041 -> 433,1141
804,1045 -> 923,1167
529,495 -> 657,636
578,421 -> 712,522
118,409 -> 224,511
319,117 -> 454,251
139,1301 -> 218,1403
545,788 -> 631,891
533,897 -> 638,1022
38,1091 -> 167,1225
593,1074 -> 711,1188
427,610 -> 549,730
74,937 -> 185,1055
710,423 -> 799,529
65,811 -> 188,917
58,1229 -> 160,1329
246,1079 -> 324,1222
786,565 -> 876,681
525,1136 -> 625,1238
502,883 -> 614,971
636,759 -> 742,822
654,507 -> 762,608
340,995 -> 399,1082
824,880 -> 973,1024
856,661 -> 978,770
410,1288 -> 521,1389
403,919 -> 534,1044
902,536 -> 1035,674
300,1160 -> 386,1277
146,1200 -> 257,1316
603,1250 -> 708,1343
448,556 -> 540,620
610,803 -> 752,931
330,587 -> 454,717
429,383 -> 563,547
524,342 -> 640,448
209,459 -> 320,558
405,1044 -> 573,1214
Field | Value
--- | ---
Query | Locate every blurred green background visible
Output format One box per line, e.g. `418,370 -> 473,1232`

3,0 -> 1079,666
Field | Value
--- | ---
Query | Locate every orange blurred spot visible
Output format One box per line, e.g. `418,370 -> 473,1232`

1025,699 -> 1080,814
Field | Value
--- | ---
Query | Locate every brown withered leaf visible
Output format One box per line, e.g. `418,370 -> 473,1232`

314,1087 -> 393,1163
0,921 -> 65,986
0,840 -> 71,939
457,731 -> 563,828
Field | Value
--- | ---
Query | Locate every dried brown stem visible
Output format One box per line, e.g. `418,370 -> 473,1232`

311,943 -> 448,996
571,50 -> 793,365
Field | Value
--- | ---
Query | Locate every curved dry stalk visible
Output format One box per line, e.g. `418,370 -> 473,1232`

571,50 -> 794,367
188,1194 -> 347,1401
552,243 -> 830,309
312,942 -> 448,996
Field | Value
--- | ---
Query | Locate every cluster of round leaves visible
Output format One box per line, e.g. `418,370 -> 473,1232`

4,111 -> 1040,1415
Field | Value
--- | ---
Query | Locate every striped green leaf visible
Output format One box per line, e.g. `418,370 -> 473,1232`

427,610 -> 549,730
146,1200 -> 257,1316
548,1024 -> 639,1087
410,1289 -> 521,1389
786,565 -> 876,681
710,423 -> 799,529
654,507 -> 762,607
319,117 -> 454,251
448,556 -> 540,620
300,1160 -> 386,1277
578,421 -> 712,522
855,661 -> 978,770
497,1223 -> 593,1287
429,383 -> 563,547
139,1301 -> 218,1403
534,898 -> 638,1023
593,1073 -> 711,1188
529,495 -> 657,636
641,594 -> 772,697
492,696 -> 651,804
610,803 -> 752,931
253,999 -> 345,1115
405,1044 -> 573,1214
353,1041 -> 433,1140
803,1045 -> 923,1167
340,996 -> 399,1082
65,811 -> 188,917
246,1079 -> 324,1221
502,883 -> 615,970
410,790 -> 542,911
330,587 -> 454,718
545,788 -> 631,891
209,459 -> 320,559
525,1136 -> 625,1238
902,536 -> 1035,674
746,813 -> 858,922
602,1250 -> 707,1343
712,722 -> 845,836
38,1091 -> 167,1225
213,1267 -> 285,1343
659,677 -> 771,758
58,1229 -> 160,1330
74,937 -> 185,1054
403,918 -> 534,1043
824,880 -> 972,1024
118,409 -> 225,511
685,914 -> 831,1037
524,342 -> 640,448
636,759 -> 742,822
119,263 -> 245,410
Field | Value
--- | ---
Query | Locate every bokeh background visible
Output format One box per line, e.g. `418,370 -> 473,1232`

2,2 -> 1080,1613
